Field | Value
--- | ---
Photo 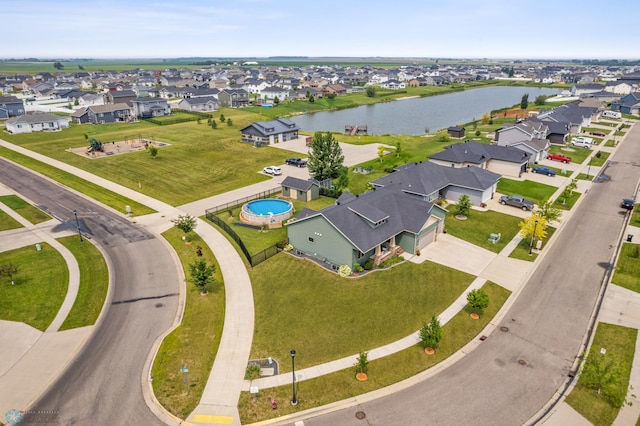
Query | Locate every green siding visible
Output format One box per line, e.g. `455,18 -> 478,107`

396,231 -> 417,253
287,215 -> 357,267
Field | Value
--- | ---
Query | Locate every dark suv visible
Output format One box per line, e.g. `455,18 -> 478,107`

622,198 -> 635,211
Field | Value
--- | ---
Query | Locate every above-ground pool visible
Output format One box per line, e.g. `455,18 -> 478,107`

241,199 -> 294,226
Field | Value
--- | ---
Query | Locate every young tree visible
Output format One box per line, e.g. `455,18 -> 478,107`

365,86 -> 376,97
306,131 -> 345,180
53,61 -> 64,70
377,145 -> 386,162
327,93 -> 336,100
519,215 -> 548,241
395,141 -> 402,157
0,263 -> 19,285
219,113 -> 225,122
274,96 -> 280,105
148,145 -> 159,159
211,120 -> 217,129
336,166 -> 349,190
561,179 -> 578,204
355,351 -> 369,375
535,199 -> 562,223
78,64 -> 85,70
227,118 -> 233,126
419,316 -> 443,350
580,353 -> 624,407
520,93 -> 529,109
480,112 -> 491,125
467,288 -> 489,313
172,214 -> 197,239
189,258 -> 215,294
455,194 -> 472,218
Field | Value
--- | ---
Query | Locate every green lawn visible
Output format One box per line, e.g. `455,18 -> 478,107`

0,243 -> 68,331
566,323 -> 636,426
248,253 -> 475,371
548,145 -> 591,165
152,227 -> 225,419
509,226 -> 557,261
445,208 -> 523,253
553,190 -> 581,210
582,127 -> 611,135
612,243 -> 640,292
497,178 -> 558,205
0,209 -> 23,231
590,151 -> 610,167
630,204 -> 640,228
239,281 -> 511,424
0,195 -> 51,224
58,236 -> 109,330
0,147 -> 155,216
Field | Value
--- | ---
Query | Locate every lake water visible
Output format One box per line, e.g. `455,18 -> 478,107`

290,86 -> 560,136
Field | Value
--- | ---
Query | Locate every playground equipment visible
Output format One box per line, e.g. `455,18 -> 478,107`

87,138 -> 104,153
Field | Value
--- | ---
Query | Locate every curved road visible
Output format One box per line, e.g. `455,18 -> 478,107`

294,126 -> 640,425
0,158 -> 180,425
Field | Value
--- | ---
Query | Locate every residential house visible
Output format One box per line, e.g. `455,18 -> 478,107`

528,118 -> 571,145
286,185 -> 447,269
177,96 -> 219,112
131,97 -> 171,118
104,89 -> 136,106
281,177 -> 320,202
321,84 -> 348,97
71,104 -> 132,124
380,80 -> 406,90
0,95 -> 25,119
429,141 -> 530,178
536,101 -> 597,134
505,138 -> 551,164
604,80 -> 635,95
259,86 -> 290,104
218,88 -> 250,108
611,92 -> 640,115
240,118 -> 300,145
371,161 -> 501,206
78,92 -> 105,106
6,112 -> 69,133
495,120 -> 549,145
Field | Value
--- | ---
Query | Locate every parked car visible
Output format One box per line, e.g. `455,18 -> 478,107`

622,198 -> 635,211
571,137 -> 593,149
532,166 -> 556,176
499,194 -> 535,211
590,131 -> 606,137
285,157 -> 307,167
547,153 -> 572,163
263,166 -> 282,176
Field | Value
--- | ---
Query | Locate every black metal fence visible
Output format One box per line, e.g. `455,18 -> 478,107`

204,187 -> 283,267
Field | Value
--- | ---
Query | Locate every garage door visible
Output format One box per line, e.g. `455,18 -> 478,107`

418,228 -> 435,250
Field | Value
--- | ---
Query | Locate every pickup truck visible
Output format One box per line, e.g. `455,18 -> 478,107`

532,166 -> 556,176
499,194 -> 535,211
285,157 -> 307,167
546,153 -> 572,163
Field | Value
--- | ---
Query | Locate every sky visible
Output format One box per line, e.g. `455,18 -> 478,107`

3,0 -> 639,60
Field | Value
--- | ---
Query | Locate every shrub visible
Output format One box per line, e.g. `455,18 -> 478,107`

284,244 -> 294,252
363,259 -> 375,270
467,288 -> 489,313
353,263 -> 364,273
245,364 -> 261,380
338,264 -> 352,277
355,351 -> 369,374
419,316 -> 443,349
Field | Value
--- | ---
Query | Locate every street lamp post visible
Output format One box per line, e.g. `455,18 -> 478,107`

587,156 -> 592,179
73,210 -> 83,242
529,219 -> 539,256
290,349 -> 297,406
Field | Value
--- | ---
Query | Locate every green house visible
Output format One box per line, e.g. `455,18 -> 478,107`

287,186 -> 446,270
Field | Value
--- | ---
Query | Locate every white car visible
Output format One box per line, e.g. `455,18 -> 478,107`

263,166 -> 282,176
571,137 -> 593,149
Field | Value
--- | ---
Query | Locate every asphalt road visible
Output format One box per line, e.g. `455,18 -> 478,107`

294,125 -> 640,426
0,159 -> 180,425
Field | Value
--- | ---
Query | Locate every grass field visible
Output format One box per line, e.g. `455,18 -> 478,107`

152,227 -> 225,419
58,236 -> 109,330
0,209 -> 23,231
239,281 -> 511,423
497,178 -> 558,205
0,147 -> 155,216
509,226 -> 557,261
248,253 -> 474,371
0,243 -> 68,331
0,194 -> 51,224
612,243 -> 640,293
566,323 -> 636,426
444,208 -> 523,253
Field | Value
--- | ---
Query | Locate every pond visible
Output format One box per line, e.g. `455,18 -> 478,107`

290,86 -> 560,136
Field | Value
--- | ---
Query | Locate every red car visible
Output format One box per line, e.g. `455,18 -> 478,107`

547,153 -> 572,163
590,131 -> 606,137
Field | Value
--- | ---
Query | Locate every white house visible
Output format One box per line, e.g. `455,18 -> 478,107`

6,112 -> 69,134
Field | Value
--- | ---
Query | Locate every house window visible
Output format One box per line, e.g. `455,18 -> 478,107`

308,237 -> 314,243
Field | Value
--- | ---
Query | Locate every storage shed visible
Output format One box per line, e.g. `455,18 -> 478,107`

447,126 -> 466,138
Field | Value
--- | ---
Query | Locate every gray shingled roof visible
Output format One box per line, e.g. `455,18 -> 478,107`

240,117 -> 300,137
281,176 -> 317,192
371,161 -> 500,196
430,141 -> 529,164
6,112 -> 66,124
180,96 -> 218,105
292,186 -> 437,253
